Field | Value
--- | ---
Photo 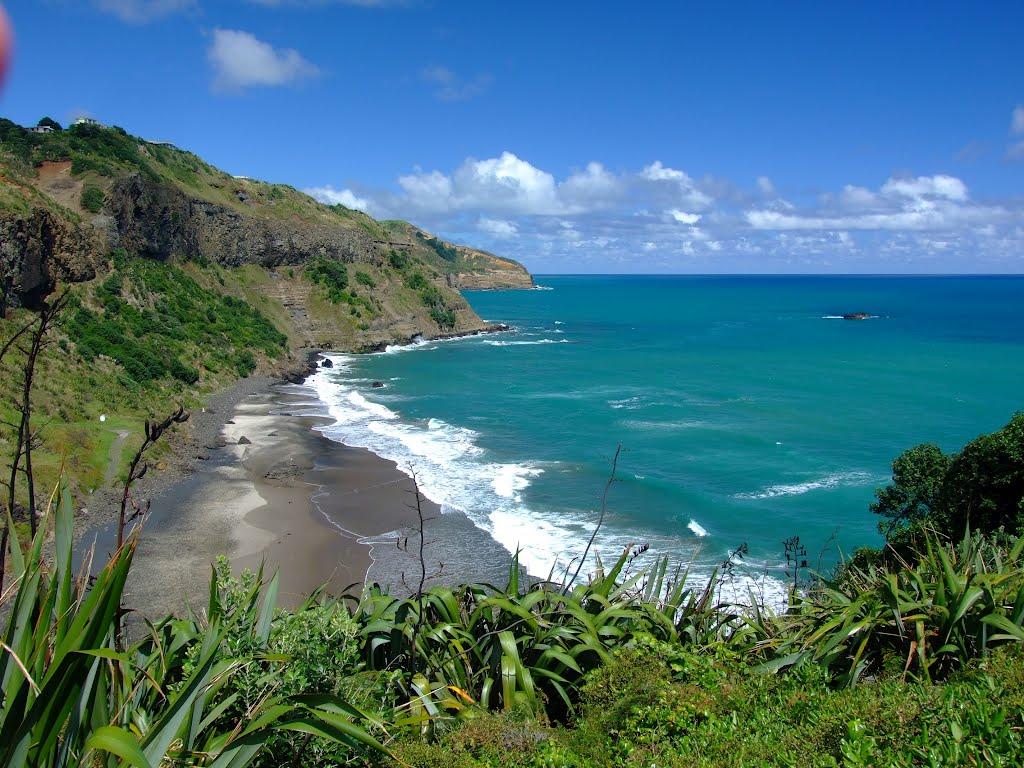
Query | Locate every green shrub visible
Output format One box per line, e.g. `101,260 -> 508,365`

63,256 -> 286,386
81,185 -> 105,213
418,232 -> 460,262
355,270 -> 376,288
0,493 -> 386,768
304,257 -> 350,303
388,249 -> 410,270
405,271 -> 428,291
235,349 -> 257,377
872,413 -> 1024,543
430,307 -> 457,329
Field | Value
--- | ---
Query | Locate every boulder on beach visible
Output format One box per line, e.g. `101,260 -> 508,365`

238,436 -> 252,445
321,358 -> 334,368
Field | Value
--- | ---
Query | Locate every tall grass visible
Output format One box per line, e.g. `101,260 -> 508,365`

0,487 -> 385,767
4,484 -> 1023,764
750,531 -> 1024,685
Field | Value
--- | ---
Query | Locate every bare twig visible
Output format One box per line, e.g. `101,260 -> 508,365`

564,444 -> 622,595
1,292 -> 68,594
117,406 -> 190,549
107,406 -> 189,655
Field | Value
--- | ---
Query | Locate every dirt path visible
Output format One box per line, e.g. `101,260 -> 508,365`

104,430 -> 131,489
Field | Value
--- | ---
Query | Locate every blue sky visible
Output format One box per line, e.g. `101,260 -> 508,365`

2,1 -> 1023,273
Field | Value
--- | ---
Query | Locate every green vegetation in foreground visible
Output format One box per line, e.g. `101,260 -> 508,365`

3,413 -> 1024,767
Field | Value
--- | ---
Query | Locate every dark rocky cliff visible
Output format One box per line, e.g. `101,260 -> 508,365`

106,174 -> 377,269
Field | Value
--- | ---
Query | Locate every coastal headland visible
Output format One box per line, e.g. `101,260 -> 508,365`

0,117 -> 534,612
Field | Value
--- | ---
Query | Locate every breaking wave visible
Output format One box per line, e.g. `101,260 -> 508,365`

736,471 -> 879,500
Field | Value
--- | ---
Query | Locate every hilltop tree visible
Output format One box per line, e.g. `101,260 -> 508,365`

873,413 -> 1024,545
871,443 -> 951,539
36,116 -> 62,131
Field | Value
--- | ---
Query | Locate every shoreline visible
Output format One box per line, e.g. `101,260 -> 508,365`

77,383 -> 438,614
76,349 -> 516,617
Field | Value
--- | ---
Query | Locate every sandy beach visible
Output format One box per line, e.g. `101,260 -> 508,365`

76,371 -> 514,618
77,381 -> 433,615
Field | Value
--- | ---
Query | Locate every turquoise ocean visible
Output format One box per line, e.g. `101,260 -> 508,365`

306,276 -> 1024,599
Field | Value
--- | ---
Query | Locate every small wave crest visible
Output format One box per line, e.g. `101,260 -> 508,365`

736,471 -> 877,499
483,338 -> 570,347
608,396 -> 643,410
688,519 -> 709,537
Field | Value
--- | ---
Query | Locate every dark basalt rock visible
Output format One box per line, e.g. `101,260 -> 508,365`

238,436 -> 251,445
842,312 -> 873,321
321,357 -> 334,369
371,381 -> 385,388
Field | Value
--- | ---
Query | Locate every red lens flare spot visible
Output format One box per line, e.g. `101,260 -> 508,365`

0,6 -> 11,91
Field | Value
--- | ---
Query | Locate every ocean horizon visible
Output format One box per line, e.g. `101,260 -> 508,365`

305,274 -> 1024,598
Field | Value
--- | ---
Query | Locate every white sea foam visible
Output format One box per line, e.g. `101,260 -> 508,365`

688,519 -> 709,537
483,338 -> 570,347
608,396 -> 640,410
491,463 -> 544,499
307,360 -> 790,609
736,471 -> 878,500
383,337 -> 431,354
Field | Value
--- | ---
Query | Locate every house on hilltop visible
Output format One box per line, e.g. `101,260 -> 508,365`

73,117 -> 103,127
30,125 -> 53,134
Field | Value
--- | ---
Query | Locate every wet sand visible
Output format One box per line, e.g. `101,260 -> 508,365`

79,387 -> 432,615
77,379 -> 516,619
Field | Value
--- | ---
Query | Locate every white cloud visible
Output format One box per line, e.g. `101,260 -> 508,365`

396,170 -> 454,213
641,161 -> 688,182
208,29 -> 319,91
306,185 -> 371,212
745,174 -> 1003,232
308,157 -> 1024,273
420,66 -> 492,101
477,217 -> 518,237
1012,106 -> 1024,135
94,0 -> 195,22
756,176 -> 775,196
839,184 -> 877,209
668,209 -> 701,225
559,162 -> 621,209
880,174 -> 967,202
639,161 -> 714,209
397,152 -> 564,215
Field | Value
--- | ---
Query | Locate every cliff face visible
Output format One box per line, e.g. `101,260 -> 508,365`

0,119 -> 533,348
0,207 -> 100,312
106,174 -> 377,269
449,244 -> 536,290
